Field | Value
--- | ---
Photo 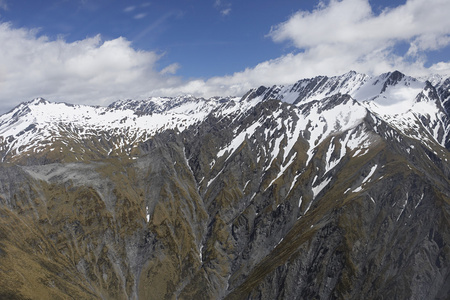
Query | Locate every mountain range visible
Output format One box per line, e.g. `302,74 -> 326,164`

0,70 -> 449,299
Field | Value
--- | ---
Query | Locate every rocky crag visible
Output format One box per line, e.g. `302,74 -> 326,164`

0,71 -> 449,299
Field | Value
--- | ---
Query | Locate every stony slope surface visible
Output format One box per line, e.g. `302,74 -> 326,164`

0,71 -> 449,299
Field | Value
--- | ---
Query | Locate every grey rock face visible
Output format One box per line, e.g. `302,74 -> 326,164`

0,71 -> 449,299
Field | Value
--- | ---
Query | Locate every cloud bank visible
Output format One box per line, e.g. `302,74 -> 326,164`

266,0 -> 450,76
155,0 -> 450,100
199,0 -> 450,95
0,0 -> 450,113
0,23 -> 184,112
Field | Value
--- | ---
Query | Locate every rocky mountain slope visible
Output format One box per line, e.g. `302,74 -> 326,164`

0,71 -> 449,299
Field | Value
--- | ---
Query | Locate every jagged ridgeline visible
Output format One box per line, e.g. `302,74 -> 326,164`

0,71 -> 449,299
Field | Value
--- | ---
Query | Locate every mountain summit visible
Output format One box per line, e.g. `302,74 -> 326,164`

0,71 -> 449,299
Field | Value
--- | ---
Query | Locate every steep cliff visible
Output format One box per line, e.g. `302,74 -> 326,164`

0,71 -> 449,299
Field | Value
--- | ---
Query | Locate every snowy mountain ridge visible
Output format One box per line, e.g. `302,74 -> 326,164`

244,70 -> 449,148
0,95 -> 242,161
0,70 -> 448,164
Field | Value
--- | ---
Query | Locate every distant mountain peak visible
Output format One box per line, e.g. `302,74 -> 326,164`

31,97 -> 48,104
0,70 -> 449,165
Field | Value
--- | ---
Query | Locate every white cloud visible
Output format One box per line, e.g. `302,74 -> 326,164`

164,0 -> 450,99
0,22 -> 184,112
159,0 -> 450,97
270,0 -> 436,47
134,13 -> 147,20
221,8 -> 231,16
214,0 -> 231,16
264,0 -> 450,78
160,63 -> 181,75
124,6 -> 136,13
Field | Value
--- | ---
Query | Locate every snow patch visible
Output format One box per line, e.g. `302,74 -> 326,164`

312,177 -> 331,199
217,120 -> 261,158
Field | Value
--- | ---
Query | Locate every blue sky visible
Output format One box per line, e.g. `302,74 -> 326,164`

0,0 -> 449,112
1,0 -> 313,78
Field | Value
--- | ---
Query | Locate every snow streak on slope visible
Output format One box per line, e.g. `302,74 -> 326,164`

299,95 -> 368,166
208,71 -> 448,203
214,94 -> 370,196
217,121 -> 262,158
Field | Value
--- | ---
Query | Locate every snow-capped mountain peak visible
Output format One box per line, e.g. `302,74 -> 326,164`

242,71 -> 448,149
0,71 -> 448,164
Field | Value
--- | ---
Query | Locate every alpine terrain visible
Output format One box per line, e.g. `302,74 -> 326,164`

0,70 -> 449,299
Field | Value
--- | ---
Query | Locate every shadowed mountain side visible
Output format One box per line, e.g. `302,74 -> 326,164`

0,71 -> 448,299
